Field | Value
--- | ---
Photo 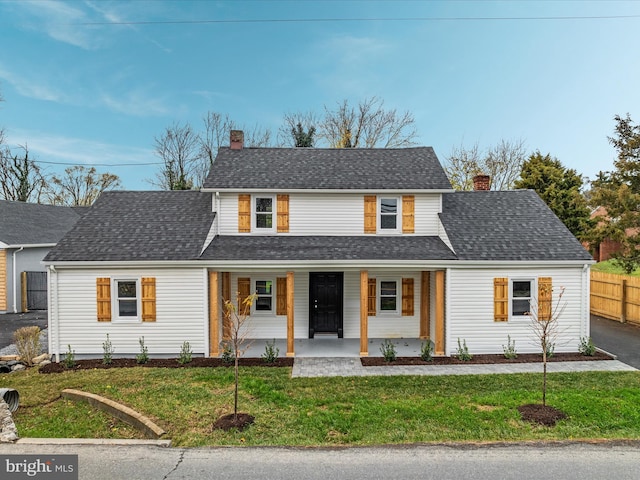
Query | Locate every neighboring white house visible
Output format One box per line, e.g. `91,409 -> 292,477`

0,200 -> 84,314
44,131 -> 594,361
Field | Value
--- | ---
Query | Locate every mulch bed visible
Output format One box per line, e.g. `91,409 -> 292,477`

39,357 -> 294,374
518,404 -> 568,426
212,413 -> 255,432
361,351 -> 613,366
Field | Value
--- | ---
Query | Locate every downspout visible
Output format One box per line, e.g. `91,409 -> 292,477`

12,247 -> 24,313
582,263 -> 590,339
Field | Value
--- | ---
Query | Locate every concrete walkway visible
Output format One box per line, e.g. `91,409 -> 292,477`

291,357 -> 636,378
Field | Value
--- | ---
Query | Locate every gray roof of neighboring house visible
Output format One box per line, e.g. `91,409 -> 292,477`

0,200 -> 84,246
439,190 -> 594,262
200,235 -> 457,261
202,147 -> 453,191
44,191 -> 215,262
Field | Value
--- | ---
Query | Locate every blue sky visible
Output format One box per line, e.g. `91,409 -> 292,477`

1,0 -> 639,190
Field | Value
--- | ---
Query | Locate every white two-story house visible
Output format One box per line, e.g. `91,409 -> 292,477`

44,131 -> 594,361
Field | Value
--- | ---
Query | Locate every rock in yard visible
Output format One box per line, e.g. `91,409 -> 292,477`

0,400 -> 18,443
32,353 -> 51,365
11,364 -> 26,372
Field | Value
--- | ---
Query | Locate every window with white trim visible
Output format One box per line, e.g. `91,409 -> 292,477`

379,279 -> 399,314
511,279 -> 534,317
254,196 -> 275,231
379,197 -> 400,232
255,279 -> 274,312
114,279 -> 140,321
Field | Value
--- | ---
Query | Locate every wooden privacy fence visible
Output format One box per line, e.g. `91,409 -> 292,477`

590,271 -> 640,326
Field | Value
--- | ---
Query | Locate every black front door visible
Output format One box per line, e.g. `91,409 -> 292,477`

309,272 -> 343,338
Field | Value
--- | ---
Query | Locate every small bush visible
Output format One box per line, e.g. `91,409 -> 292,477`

63,344 -> 75,369
102,334 -> 115,365
261,339 -> 280,364
380,339 -> 397,362
13,326 -> 41,366
178,341 -> 193,365
545,342 -> 555,358
420,341 -> 433,361
221,341 -> 234,365
578,336 -> 596,356
136,337 -> 149,364
502,335 -> 517,359
456,338 -> 472,361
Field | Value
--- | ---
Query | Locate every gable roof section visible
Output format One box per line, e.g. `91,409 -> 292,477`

200,235 -> 457,262
439,190 -> 593,262
0,200 -> 83,246
44,191 -> 214,262
202,147 -> 453,191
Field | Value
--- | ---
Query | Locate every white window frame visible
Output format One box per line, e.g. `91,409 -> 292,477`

378,196 -> 401,233
253,195 -> 276,233
112,278 -> 141,323
378,278 -> 400,315
509,278 -> 536,319
253,278 -> 275,315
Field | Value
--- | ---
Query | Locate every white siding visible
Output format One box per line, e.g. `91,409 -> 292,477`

217,193 -> 442,236
51,267 -> 207,357
446,267 -> 587,355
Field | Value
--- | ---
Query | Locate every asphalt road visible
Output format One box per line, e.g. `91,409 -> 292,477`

590,314 -> 640,369
2,442 -> 640,480
0,311 -> 47,350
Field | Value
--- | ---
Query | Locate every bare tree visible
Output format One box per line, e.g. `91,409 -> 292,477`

444,139 -> 527,190
47,165 -> 120,206
319,97 -> 418,148
0,145 -> 47,202
153,122 -> 200,190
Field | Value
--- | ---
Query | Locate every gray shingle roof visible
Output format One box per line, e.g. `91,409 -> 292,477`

44,191 -> 214,262
0,200 -> 83,245
439,190 -> 593,262
200,235 -> 457,261
202,147 -> 453,190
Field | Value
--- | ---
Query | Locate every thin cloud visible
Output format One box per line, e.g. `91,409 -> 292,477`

0,65 -> 65,102
100,91 -> 170,117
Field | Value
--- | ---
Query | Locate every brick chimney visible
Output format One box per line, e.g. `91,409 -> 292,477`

230,130 -> 244,150
473,174 -> 490,191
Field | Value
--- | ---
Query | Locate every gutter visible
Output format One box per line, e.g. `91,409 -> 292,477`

200,188 -> 456,194
12,247 -> 24,313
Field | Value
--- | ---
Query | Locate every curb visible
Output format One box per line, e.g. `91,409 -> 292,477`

15,438 -> 172,446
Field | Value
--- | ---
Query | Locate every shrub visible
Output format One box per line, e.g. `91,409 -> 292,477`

578,336 -> 596,356
136,337 -> 149,364
420,341 -> 433,361
102,334 -> 115,365
261,339 -> 280,364
63,344 -> 75,369
13,326 -> 41,366
502,335 -> 517,359
178,341 -> 193,365
380,339 -> 397,362
221,341 -> 234,365
456,338 -> 472,361
545,342 -> 555,358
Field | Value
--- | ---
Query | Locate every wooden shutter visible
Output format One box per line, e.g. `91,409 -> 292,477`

364,195 -> 377,234
402,195 -> 415,234
141,277 -> 156,322
402,278 -> 414,316
368,278 -> 377,316
238,277 -> 251,315
238,194 -> 251,233
276,277 -> 287,315
277,194 -> 289,233
494,277 -> 508,322
538,277 -> 552,321
96,277 -> 111,322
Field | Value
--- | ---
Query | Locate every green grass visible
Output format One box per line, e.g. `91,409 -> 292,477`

3,367 -> 640,447
592,260 -> 640,277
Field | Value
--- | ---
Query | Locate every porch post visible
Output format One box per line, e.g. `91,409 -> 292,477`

360,270 -> 369,356
286,271 -> 295,357
420,271 -> 430,339
208,271 -> 219,357
435,270 -> 445,356
221,272 -> 231,341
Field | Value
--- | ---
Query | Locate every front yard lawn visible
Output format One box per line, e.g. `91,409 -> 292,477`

2,367 -> 640,447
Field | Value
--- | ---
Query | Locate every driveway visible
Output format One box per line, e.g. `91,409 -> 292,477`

591,314 -> 640,369
0,311 -> 48,350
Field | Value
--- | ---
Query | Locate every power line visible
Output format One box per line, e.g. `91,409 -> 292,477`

69,14 -> 640,26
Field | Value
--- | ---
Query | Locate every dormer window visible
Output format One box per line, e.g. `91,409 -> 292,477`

255,196 -> 274,231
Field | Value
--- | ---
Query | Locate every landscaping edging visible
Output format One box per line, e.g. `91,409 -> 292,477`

61,389 -> 166,439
